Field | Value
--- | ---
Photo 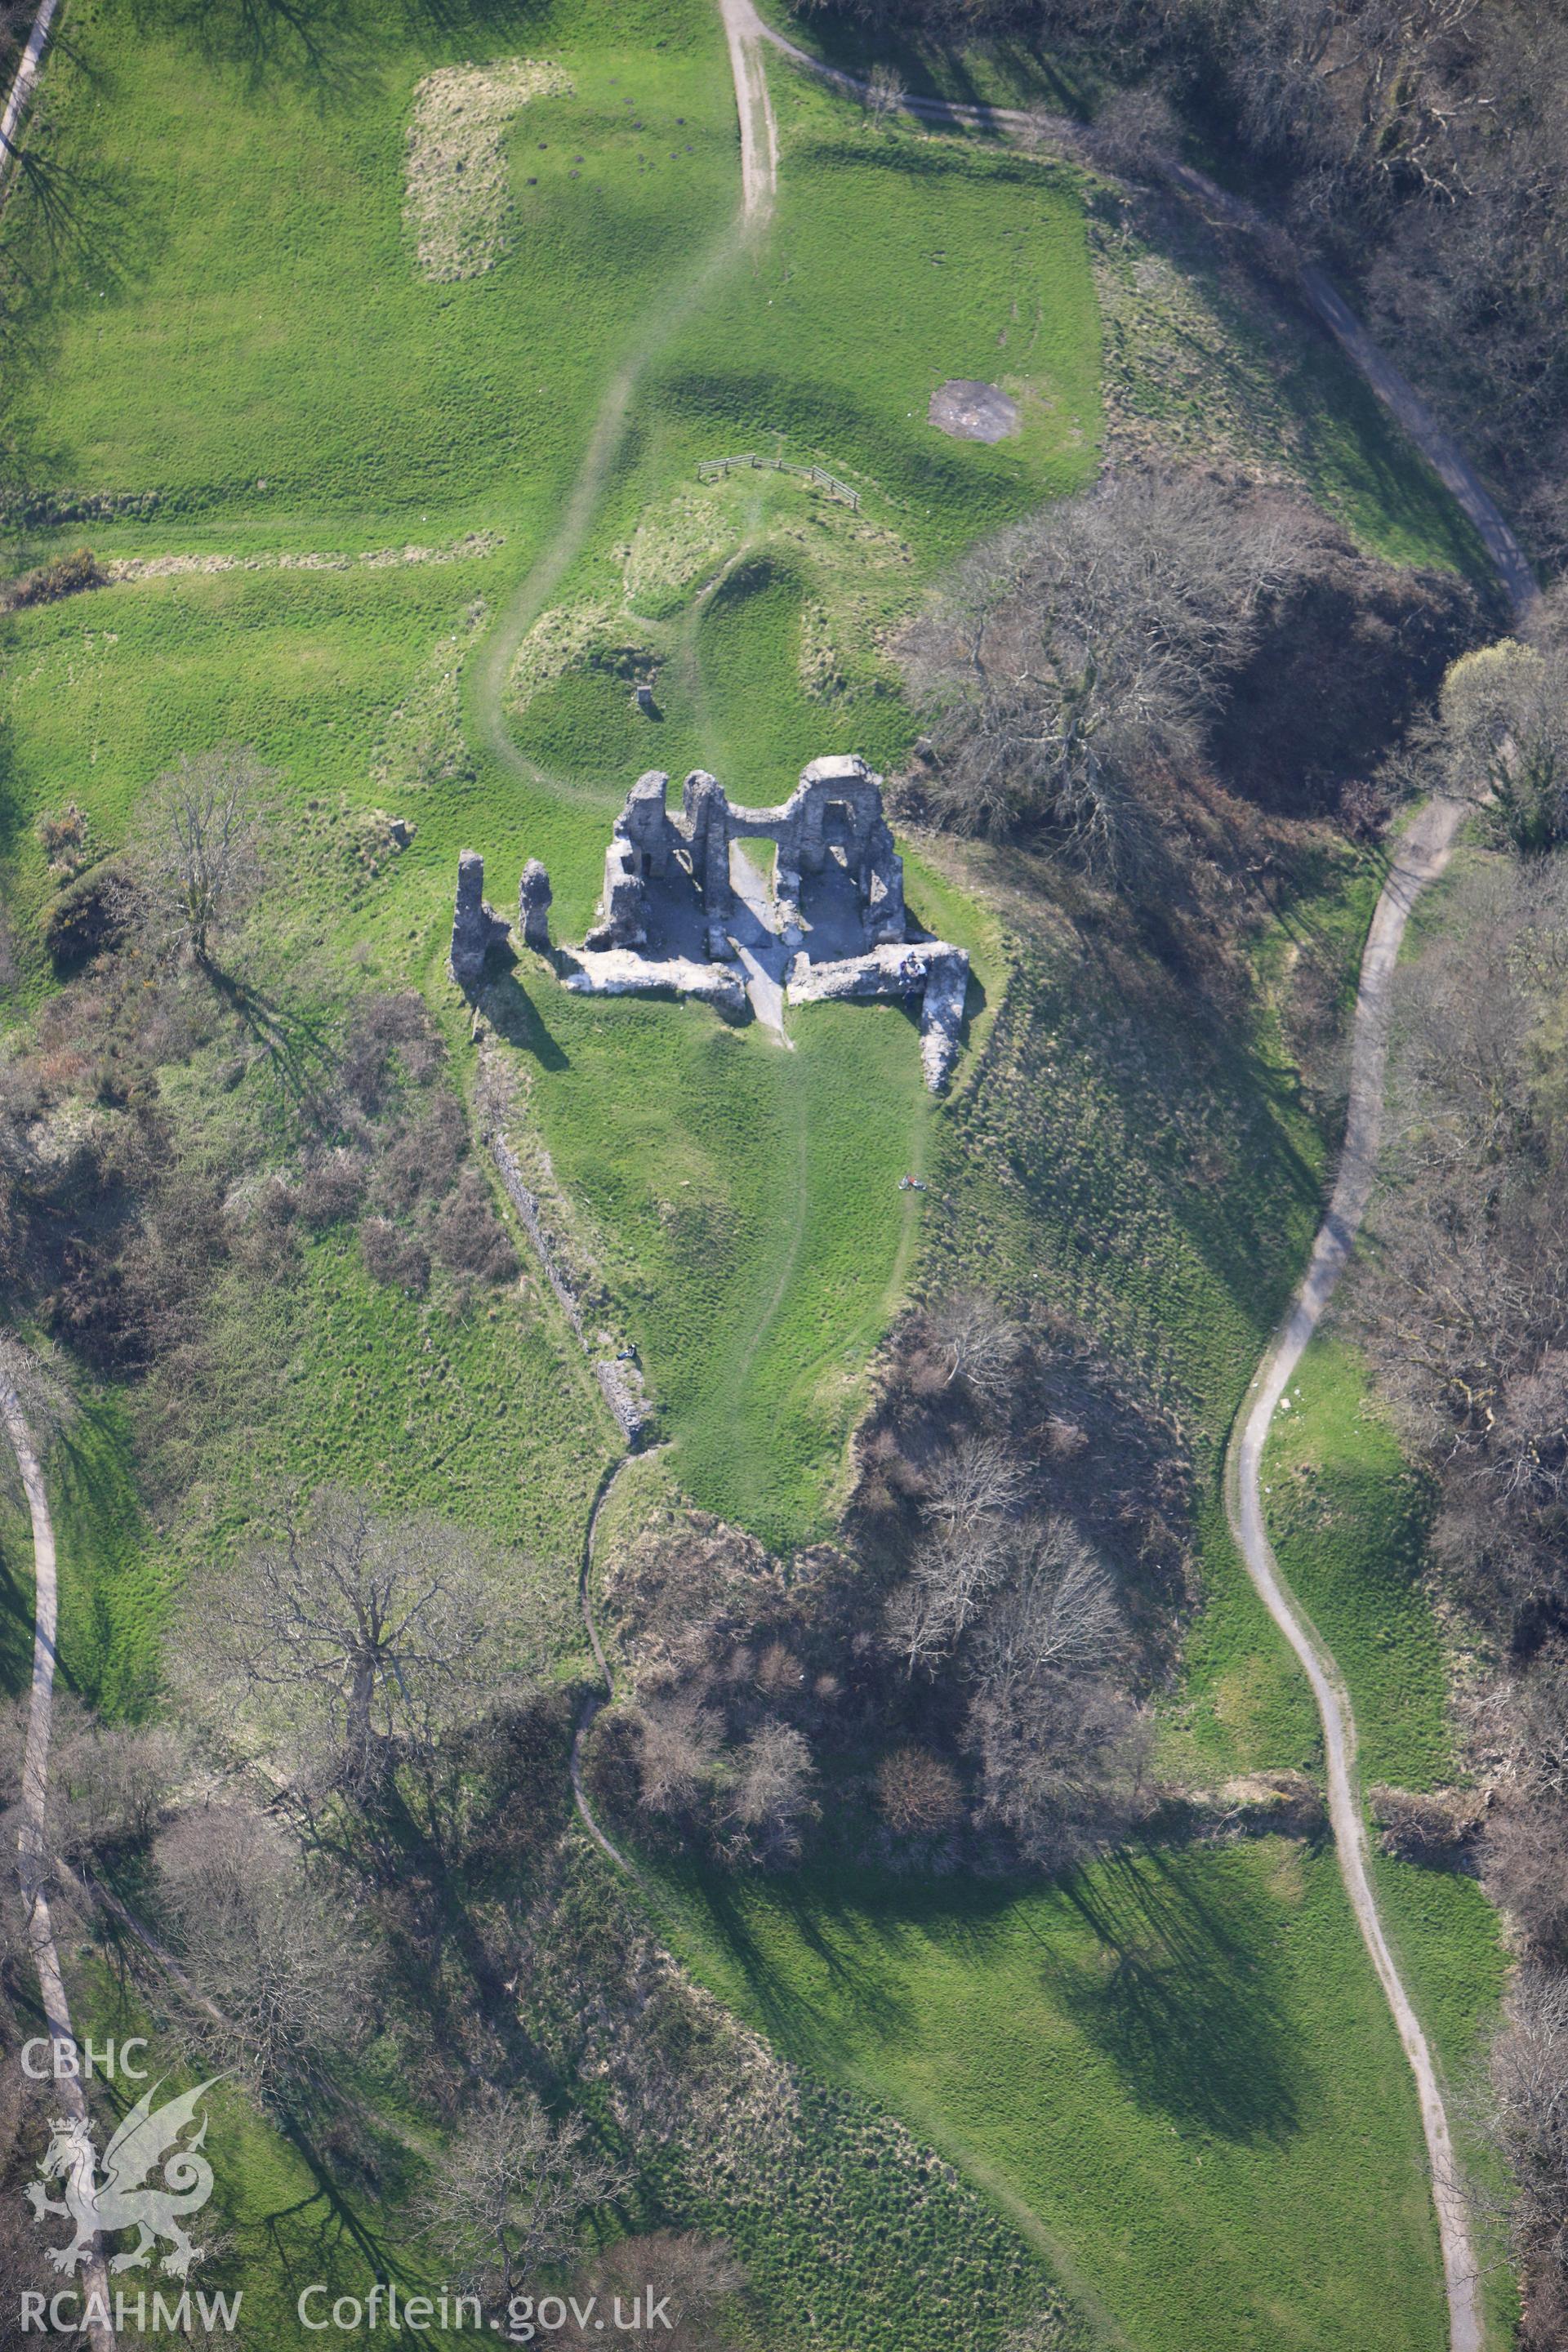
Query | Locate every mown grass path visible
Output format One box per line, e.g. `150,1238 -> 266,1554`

467,222 -> 743,808
467,5 -> 774,806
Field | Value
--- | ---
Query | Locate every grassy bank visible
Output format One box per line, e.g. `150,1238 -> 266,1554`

658,1839 -> 1452,2352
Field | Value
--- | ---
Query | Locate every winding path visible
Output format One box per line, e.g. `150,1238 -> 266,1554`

469,3 -> 781,788
718,0 -> 779,220
723,24 -> 1540,2346
569,1454 -> 647,1874
2,1374 -> 116,2352
1223,799 -> 1479,2350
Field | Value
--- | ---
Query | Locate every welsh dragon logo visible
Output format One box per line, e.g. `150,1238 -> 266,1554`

24,2078 -> 219,2278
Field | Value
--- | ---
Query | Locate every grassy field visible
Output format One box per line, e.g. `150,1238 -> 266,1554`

1258,1329 -> 1517,2336
658,1838 -> 1453,2352
520,991 -> 929,1544
2,0 -> 739,546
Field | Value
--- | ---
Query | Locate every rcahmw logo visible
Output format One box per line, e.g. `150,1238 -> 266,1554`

18,2048 -> 242,2335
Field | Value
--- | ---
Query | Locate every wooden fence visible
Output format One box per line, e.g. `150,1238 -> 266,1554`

697,452 -> 860,509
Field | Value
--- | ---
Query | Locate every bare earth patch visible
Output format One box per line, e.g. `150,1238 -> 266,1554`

929,380 -> 1021,443
404,60 -> 572,283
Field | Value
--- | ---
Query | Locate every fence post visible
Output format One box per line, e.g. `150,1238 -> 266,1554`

697,456 -> 862,511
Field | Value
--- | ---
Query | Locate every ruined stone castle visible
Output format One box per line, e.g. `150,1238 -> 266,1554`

451,755 -> 969,1090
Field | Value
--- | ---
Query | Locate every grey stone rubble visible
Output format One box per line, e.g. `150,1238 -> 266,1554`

487,1129 -> 653,1448
449,849 -> 511,990
564,947 -> 747,1016
929,379 -> 1021,443
447,755 -> 970,1087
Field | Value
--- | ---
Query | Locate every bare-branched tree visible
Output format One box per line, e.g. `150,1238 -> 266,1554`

865,62 -> 906,115
1481,1802 -> 1568,1966
1485,1970 -> 1568,2347
154,1806 -> 368,2089
888,1435 -> 1027,1670
635,1688 -> 724,1817
964,1518 -> 1142,1868
874,1744 -> 964,1837
420,2086 -> 626,2306
1356,858 -> 1568,1601
0,1332 -> 75,1452
0,1692 -> 177,1867
181,1486 -> 541,1798
564,2234 -> 745,2351
969,1517 -> 1125,1695
721,1719 -> 817,1865
900,472 -> 1302,868
133,746 -> 271,968
929,1290 -> 1022,1401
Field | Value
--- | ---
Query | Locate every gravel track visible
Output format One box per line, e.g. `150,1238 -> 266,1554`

1223,796 -> 1481,2351
2,1377 -> 117,2351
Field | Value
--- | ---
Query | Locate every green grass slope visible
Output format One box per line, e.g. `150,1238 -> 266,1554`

662,1840 -> 1450,2352
1262,1334 -> 1450,1791
3,0 -> 739,546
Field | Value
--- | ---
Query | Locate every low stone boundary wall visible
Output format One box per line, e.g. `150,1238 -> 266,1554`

488,1129 -> 653,1448
561,946 -> 746,1015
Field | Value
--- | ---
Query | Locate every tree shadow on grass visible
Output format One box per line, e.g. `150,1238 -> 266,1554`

670,1859 -> 1031,2068
126,0 -> 384,107
1013,887 -> 1330,1327
128,0 -> 564,109
674,1863 -> 926,2061
47,1388 -> 158,1717
2,149 -> 139,304
1031,1845 -> 1304,2143
0,139 -> 146,495
60,1979 -> 416,2305
0,1512 -> 35,1697
209,967 -> 339,1125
